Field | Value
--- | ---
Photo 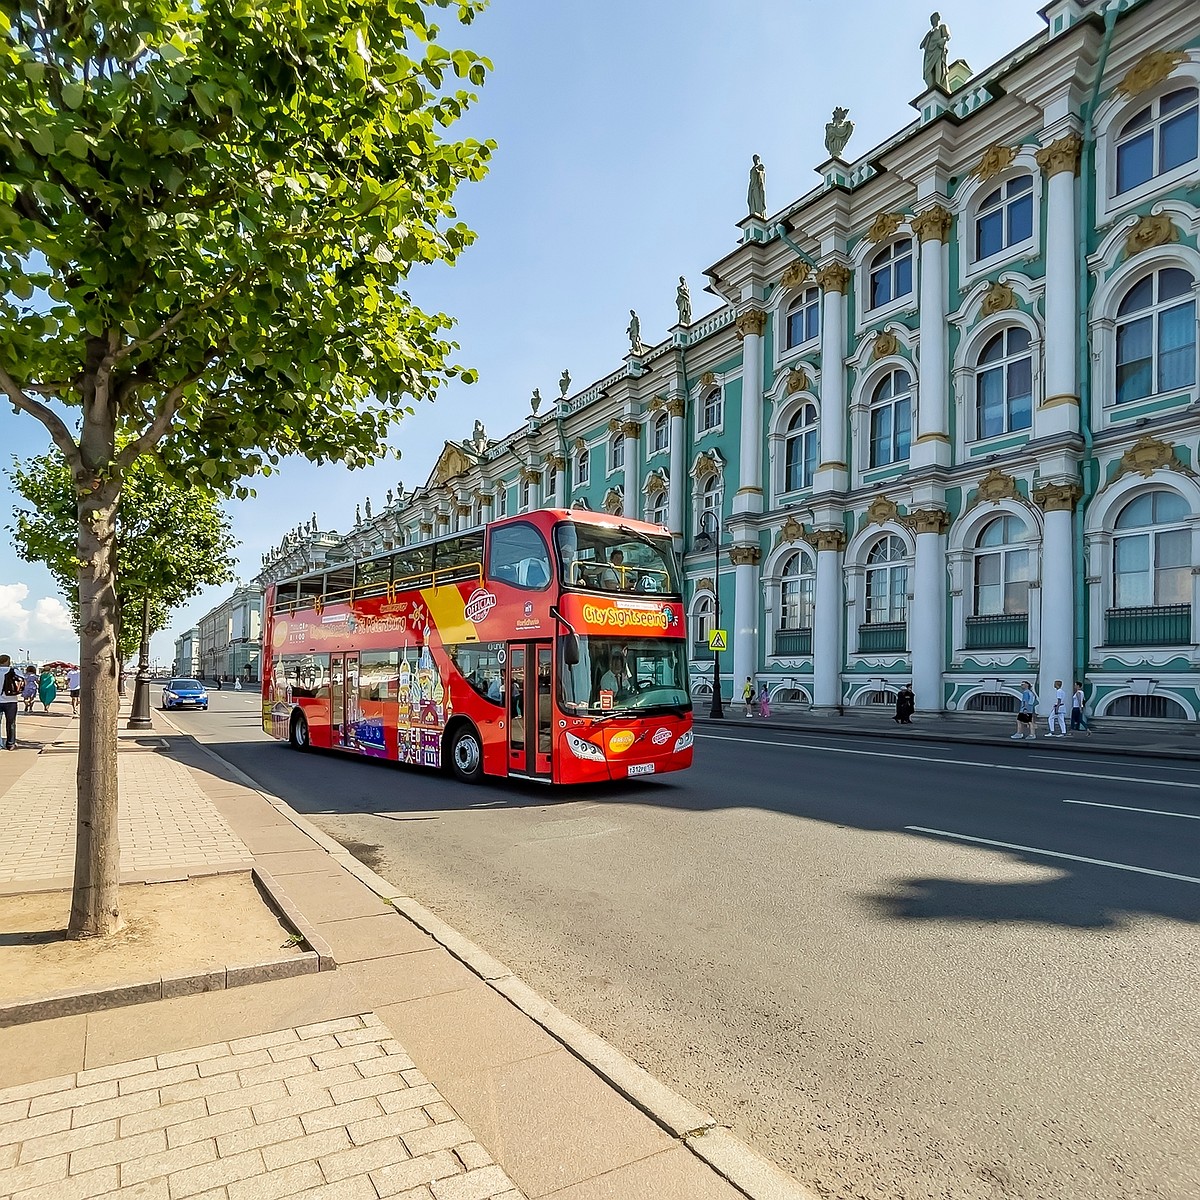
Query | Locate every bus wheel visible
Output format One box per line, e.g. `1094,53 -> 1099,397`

289,713 -> 310,751
447,724 -> 482,784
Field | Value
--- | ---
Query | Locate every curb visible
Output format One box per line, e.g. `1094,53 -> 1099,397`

166,719 -> 817,1200
695,715 -> 1200,761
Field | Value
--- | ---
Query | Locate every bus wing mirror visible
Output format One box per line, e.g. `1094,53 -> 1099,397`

563,632 -> 580,666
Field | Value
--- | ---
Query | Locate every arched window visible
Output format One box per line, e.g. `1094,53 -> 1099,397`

701,388 -> 722,432
611,435 -> 625,472
574,449 -> 590,488
1113,490 -> 1190,608
519,478 -> 531,512
779,552 -> 815,630
546,464 -> 557,503
783,404 -> 819,492
864,535 -> 908,625
973,515 -> 1030,615
869,369 -> 912,467
652,412 -> 669,452
1105,694 -> 1188,719
785,287 -> 820,348
646,488 -> 668,526
692,594 -> 715,648
976,328 -> 1033,438
974,174 -> 1033,261
1115,268 -> 1196,404
868,239 -> 913,310
697,475 -> 723,531
496,487 -> 508,518
1115,87 -> 1198,195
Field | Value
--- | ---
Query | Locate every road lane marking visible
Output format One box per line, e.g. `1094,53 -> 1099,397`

1029,753 -> 1196,773
695,732 -> 1200,790
1063,799 -> 1200,821
905,826 -> 1200,885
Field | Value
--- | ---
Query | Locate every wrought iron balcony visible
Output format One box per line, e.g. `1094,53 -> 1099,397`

773,628 -> 813,656
964,614 -> 1029,650
1104,604 -> 1191,647
857,622 -> 907,653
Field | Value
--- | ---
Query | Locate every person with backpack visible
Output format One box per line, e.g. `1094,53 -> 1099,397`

0,654 -> 21,749
742,677 -> 756,717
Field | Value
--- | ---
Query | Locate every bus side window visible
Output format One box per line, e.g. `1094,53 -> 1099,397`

487,523 -> 551,591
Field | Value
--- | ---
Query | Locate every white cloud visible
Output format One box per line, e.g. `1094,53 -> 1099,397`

0,583 -> 76,662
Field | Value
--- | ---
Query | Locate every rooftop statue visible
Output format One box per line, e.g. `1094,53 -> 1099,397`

626,309 -> 644,355
365,497 -> 372,519
921,11 -> 951,92
355,504 -> 361,526
676,276 -> 692,327
386,488 -> 394,506
559,368 -> 571,398
471,420 -> 488,453
747,154 -> 766,218
531,387 -> 542,415
825,107 -> 854,159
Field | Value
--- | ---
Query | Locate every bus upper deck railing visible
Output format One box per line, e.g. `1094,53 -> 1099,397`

272,562 -> 484,614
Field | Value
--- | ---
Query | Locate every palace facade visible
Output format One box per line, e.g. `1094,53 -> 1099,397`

255,0 -> 1200,720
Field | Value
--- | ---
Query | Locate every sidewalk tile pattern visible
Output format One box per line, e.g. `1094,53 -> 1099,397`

0,1013 -> 523,1200
0,753 -> 252,887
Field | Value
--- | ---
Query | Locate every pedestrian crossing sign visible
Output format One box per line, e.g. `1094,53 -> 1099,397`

707,629 -> 727,651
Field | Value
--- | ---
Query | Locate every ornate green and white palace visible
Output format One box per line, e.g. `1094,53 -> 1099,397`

262,0 -> 1200,721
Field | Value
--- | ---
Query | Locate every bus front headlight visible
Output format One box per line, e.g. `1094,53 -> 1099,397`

673,729 -> 693,752
565,732 -> 605,762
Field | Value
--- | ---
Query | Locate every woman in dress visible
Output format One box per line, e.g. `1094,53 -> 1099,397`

21,667 -> 38,714
38,667 -> 57,713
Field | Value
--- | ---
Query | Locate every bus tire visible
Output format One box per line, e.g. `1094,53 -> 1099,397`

446,722 -> 483,784
289,713 -> 310,751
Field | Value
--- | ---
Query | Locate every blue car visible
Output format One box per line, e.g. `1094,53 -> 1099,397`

161,678 -> 208,711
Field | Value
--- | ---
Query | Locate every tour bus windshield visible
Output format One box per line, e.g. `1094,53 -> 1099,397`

558,636 -> 691,717
555,522 -> 681,595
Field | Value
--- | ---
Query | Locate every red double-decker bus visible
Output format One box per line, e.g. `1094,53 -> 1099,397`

261,509 -> 693,784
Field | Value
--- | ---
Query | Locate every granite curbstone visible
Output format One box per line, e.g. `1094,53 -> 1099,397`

252,868 -> 338,972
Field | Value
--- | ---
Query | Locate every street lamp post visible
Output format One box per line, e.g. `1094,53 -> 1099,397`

126,595 -> 153,730
699,511 -> 724,720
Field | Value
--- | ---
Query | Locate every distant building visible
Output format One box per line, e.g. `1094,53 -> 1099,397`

173,628 -> 199,679
192,586 -> 264,682
258,0 -> 1200,721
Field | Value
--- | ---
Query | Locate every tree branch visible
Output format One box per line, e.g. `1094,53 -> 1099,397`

0,360 -> 81,469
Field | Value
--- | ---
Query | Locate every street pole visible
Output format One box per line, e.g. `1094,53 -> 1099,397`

704,512 -> 724,720
126,595 -> 153,730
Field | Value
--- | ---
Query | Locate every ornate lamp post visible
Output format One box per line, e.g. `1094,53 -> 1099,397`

697,510 -> 724,719
126,595 -> 153,730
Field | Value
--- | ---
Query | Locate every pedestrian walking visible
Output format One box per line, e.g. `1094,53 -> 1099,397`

66,665 -> 81,717
757,683 -> 771,719
1048,679 -> 1067,737
0,654 -> 20,749
1070,680 -> 1091,735
21,666 -> 38,713
38,667 -> 57,713
1011,680 -> 1037,740
894,684 -> 915,725
742,676 -> 756,717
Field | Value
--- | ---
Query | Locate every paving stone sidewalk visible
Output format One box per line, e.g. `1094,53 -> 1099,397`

0,1013 -> 521,1200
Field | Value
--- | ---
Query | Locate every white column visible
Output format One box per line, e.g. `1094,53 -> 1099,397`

527,471 -> 543,512
667,399 -> 686,542
909,509 -> 949,713
733,310 -> 766,516
911,206 -> 951,470
731,546 -> 761,693
622,422 -> 640,519
1035,485 -> 1079,715
552,459 -> 566,509
1036,134 -> 1082,438
815,264 -> 849,493
812,530 -> 846,708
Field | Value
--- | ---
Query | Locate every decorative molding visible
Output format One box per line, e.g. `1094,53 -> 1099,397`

903,507 -> 951,535
603,487 -> 624,515
418,520 -> 434,534
804,526 -> 847,552
1113,434 -> 1195,482
1116,49 -> 1187,98
620,420 -> 641,439
872,330 -> 899,360
644,471 -> 667,496
781,260 -> 812,289
546,454 -> 565,471
734,309 -> 767,339
785,368 -> 810,395
454,502 -> 472,517
607,418 -> 622,433
666,396 -> 687,418
699,371 -> 717,387
697,577 -> 715,594
914,432 -> 951,445
910,205 -> 953,244
973,467 -> 1021,507
1032,482 -> 1083,513
1123,213 -> 1178,258
981,280 -> 1017,316
815,262 -> 851,295
693,451 -> 722,483
473,490 -> 494,507
574,437 -> 587,451
865,495 -> 900,526
865,211 -> 903,243
776,515 -> 807,546
1035,133 -> 1082,178
728,545 -> 762,567
973,143 -> 1017,181
519,466 -> 542,484
647,395 -> 666,412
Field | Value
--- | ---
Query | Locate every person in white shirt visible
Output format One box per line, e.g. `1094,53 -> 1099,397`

66,667 -> 81,716
1048,680 -> 1067,737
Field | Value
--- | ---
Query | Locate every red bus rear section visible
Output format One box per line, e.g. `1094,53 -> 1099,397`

261,509 -> 693,784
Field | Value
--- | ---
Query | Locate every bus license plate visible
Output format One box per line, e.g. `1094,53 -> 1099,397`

627,762 -> 656,777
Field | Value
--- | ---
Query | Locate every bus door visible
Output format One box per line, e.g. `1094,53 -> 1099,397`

507,642 -> 552,778
329,652 -> 360,749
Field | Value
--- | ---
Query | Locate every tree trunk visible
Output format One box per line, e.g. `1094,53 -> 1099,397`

68,477 -> 123,938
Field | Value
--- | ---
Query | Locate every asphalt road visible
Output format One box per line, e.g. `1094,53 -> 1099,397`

173,692 -> 1200,1200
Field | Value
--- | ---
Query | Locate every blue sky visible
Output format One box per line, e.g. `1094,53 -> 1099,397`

0,0 -> 1043,667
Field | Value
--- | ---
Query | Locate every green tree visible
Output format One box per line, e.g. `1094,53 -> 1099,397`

0,0 -> 492,935
9,454 -> 237,662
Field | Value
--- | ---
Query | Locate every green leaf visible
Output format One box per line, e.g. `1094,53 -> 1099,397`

62,82 -> 85,110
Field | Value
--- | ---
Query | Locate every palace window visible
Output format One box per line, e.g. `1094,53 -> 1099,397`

1115,87 -> 1198,195
700,387 -> 722,432
652,412 -> 669,452
779,552 -> 815,630
972,515 -> 1030,616
785,287 -> 821,349
864,535 -> 908,625
519,478 -> 531,512
869,369 -> 912,468
574,449 -> 590,488
1115,268 -> 1196,404
646,488 -> 668,527
974,174 -> 1033,261
496,487 -> 508,517
1113,490 -> 1191,608
611,434 -> 625,472
868,239 -> 913,310
697,475 -> 723,532
546,464 -> 557,502
692,594 -> 715,649
976,327 -> 1033,438
783,404 -> 818,492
